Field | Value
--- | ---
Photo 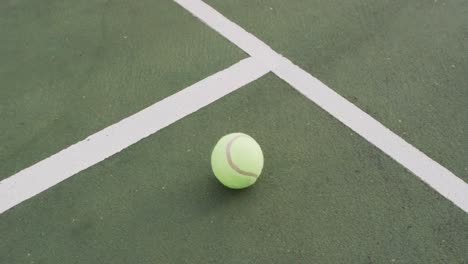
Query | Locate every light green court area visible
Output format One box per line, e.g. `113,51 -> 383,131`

206,0 -> 468,181
1,75 -> 467,263
0,0 -> 245,180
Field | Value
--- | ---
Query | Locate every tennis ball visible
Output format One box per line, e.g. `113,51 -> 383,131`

211,133 -> 264,189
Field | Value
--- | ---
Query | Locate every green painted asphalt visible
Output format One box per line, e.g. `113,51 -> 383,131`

1,75 -> 467,263
206,0 -> 468,181
0,0 -> 245,180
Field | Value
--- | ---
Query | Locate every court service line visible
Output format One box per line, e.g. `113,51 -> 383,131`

0,57 -> 270,214
174,0 -> 468,213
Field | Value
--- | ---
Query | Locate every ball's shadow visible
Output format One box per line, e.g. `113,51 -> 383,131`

194,172 -> 255,215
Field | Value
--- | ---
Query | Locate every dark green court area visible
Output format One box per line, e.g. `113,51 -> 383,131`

1,0 -> 467,263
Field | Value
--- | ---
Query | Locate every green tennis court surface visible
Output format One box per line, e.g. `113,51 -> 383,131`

1,0 -> 467,263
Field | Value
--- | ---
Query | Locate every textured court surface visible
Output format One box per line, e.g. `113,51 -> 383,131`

1,0 -> 467,263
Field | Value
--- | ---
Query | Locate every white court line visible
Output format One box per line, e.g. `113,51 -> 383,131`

174,0 -> 468,213
274,62 -> 468,212
0,57 -> 270,214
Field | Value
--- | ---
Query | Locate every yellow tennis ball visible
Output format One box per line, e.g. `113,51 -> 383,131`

211,133 -> 264,189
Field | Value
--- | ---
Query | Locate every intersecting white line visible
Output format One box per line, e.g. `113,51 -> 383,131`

174,0 -> 468,213
0,57 -> 270,214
